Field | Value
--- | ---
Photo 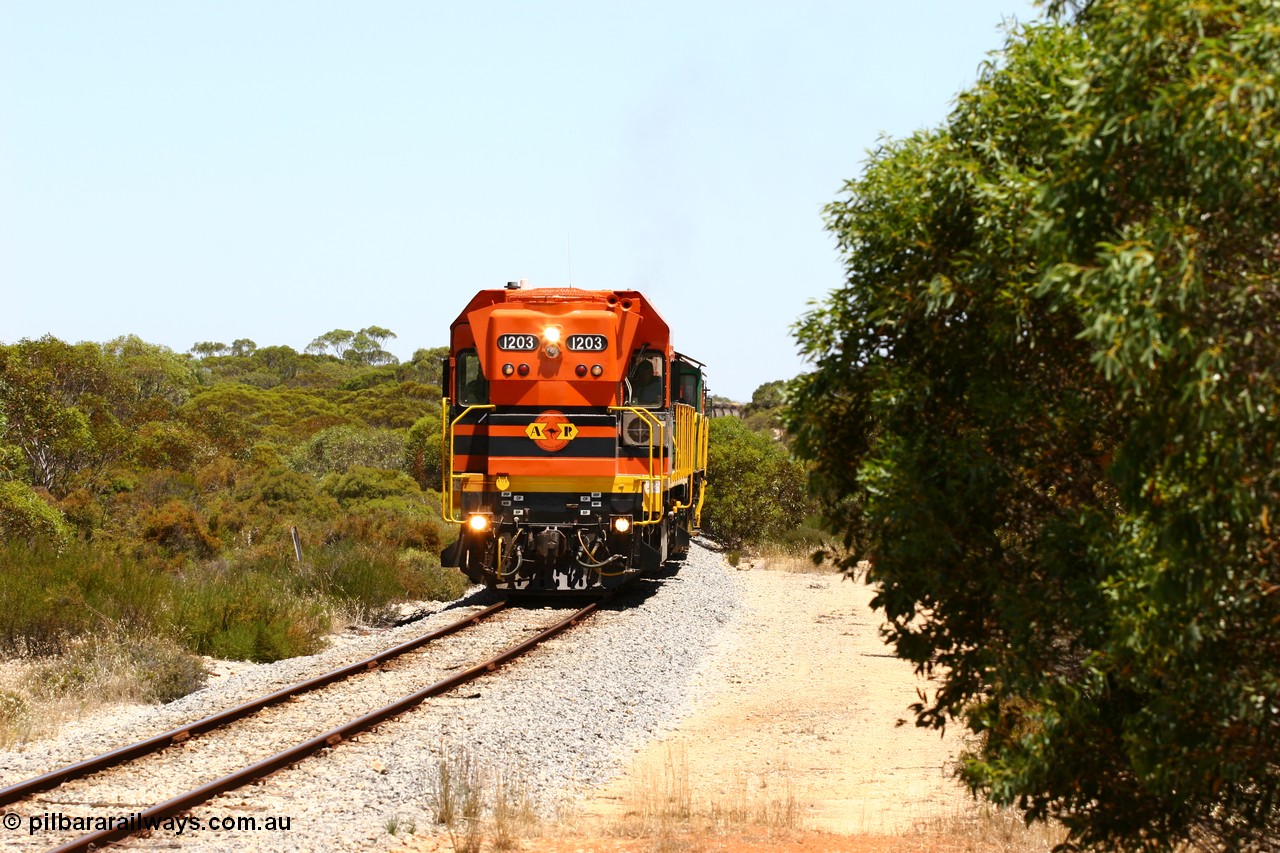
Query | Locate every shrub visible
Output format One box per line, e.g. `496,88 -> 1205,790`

28,633 -> 207,704
405,412 -> 444,488
324,504 -> 445,552
701,418 -> 812,550
289,424 -> 404,476
171,569 -> 330,662
322,466 -> 421,506
53,488 -> 103,540
132,420 -> 210,470
139,500 -> 221,559
397,548 -> 470,601
0,689 -> 32,746
123,635 -> 208,702
0,480 -> 72,545
0,540 -> 171,655
303,540 -> 404,609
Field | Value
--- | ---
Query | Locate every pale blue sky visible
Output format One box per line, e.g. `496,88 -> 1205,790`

1,1 -> 1038,401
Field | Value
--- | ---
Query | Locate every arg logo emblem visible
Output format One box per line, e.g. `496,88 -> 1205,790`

525,410 -> 579,452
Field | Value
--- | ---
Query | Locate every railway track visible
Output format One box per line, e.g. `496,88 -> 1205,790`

1,599 -> 599,852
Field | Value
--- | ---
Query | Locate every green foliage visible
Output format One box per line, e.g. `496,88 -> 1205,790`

53,488 -> 103,540
306,328 -> 357,358
701,417 -> 812,550
302,541 -> 405,607
346,325 -> 399,366
789,3 -> 1280,850
341,365 -> 399,391
405,411 -> 444,488
324,503 -> 447,553
173,568 -> 329,661
744,380 -> 787,415
210,467 -> 338,549
0,327 -> 461,679
399,346 -> 448,388
191,341 -> 229,358
738,379 -> 792,439
0,338 -> 113,492
336,380 -> 437,429
0,538 -> 327,664
0,412 -> 23,478
100,335 -> 197,408
0,541 -> 172,655
322,465 -> 421,507
179,384 -> 349,448
307,326 -> 399,366
397,548 -> 470,601
132,420 -> 212,470
0,481 -> 72,544
289,424 -> 404,476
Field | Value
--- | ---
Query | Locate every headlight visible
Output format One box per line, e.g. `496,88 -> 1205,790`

467,514 -> 490,533
612,516 -> 632,534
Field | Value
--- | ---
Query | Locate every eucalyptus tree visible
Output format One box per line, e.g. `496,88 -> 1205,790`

789,2 -> 1280,849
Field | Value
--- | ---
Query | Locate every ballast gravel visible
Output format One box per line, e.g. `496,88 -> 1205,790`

0,543 -> 741,851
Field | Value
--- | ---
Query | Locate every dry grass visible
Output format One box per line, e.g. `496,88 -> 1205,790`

427,744 -> 538,852
832,805 -> 1065,853
946,805 -> 1066,852
416,744 -> 806,852
590,744 -> 805,851
575,774 -> 1062,853
736,542 -> 864,576
0,630 -> 207,748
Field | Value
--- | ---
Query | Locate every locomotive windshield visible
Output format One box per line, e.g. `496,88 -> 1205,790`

626,352 -> 664,407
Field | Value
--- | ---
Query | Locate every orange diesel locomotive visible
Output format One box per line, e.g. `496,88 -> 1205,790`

440,283 -> 709,592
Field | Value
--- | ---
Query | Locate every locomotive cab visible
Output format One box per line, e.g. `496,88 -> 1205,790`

440,285 -> 709,593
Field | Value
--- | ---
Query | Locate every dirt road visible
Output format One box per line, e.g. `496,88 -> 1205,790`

586,562 -> 975,835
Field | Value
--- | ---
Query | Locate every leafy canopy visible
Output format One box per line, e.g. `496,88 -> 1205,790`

701,415 -> 811,551
789,2 -> 1280,850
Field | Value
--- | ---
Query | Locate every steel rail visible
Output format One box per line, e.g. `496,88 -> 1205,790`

48,600 -> 598,853
0,600 -> 507,809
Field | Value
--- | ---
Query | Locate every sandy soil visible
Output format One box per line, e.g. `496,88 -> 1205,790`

583,562 -> 975,835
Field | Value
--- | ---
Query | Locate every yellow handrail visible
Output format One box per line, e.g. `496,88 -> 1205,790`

441,402 -> 496,523
669,404 -> 710,513
609,405 -> 665,525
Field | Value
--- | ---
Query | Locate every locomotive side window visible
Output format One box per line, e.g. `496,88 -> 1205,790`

627,352 -> 665,408
456,348 -> 488,405
676,368 -> 702,410
672,356 -> 705,411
